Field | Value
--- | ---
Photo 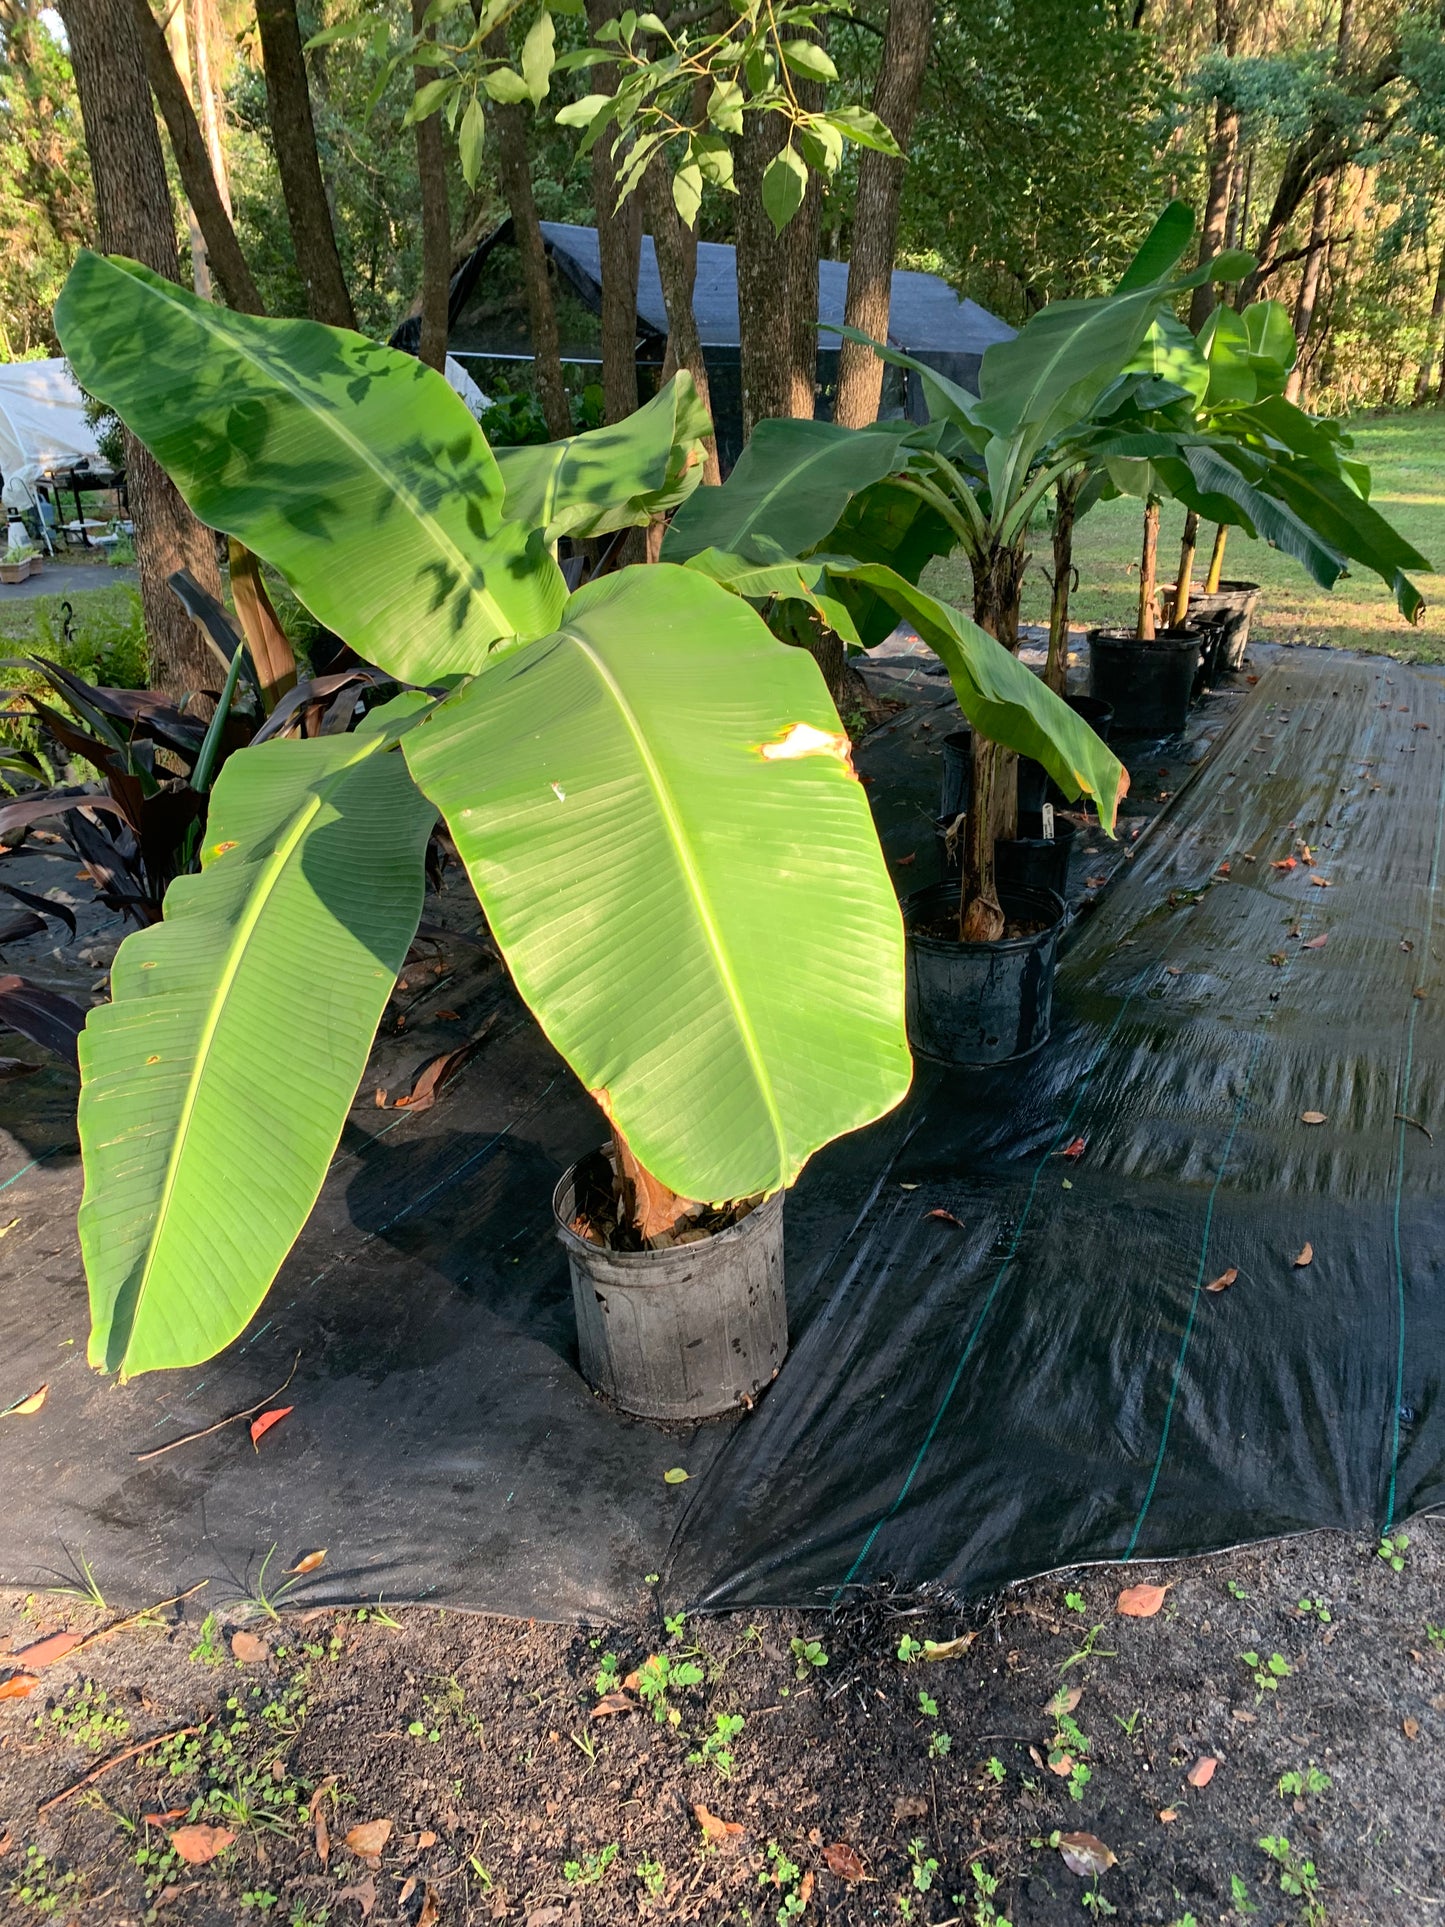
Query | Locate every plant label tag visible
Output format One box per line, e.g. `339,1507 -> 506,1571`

1041,803 -> 1055,842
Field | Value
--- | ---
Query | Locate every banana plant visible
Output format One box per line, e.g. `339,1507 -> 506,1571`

55,250 -> 913,1382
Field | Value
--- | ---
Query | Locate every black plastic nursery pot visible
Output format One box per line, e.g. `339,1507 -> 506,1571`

940,727 -> 973,818
1088,626 -> 1202,735
903,880 -> 1066,1067
1184,580 -> 1260,673
1017,693 -> 1116,815
553,1154 -> 787,1422
934,812 -> 1078,900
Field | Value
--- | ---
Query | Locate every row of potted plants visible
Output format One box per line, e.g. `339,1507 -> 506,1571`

33,206 -> 1430,1432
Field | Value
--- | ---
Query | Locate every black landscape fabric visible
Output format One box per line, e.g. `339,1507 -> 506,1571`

0,649 -> 1440,1619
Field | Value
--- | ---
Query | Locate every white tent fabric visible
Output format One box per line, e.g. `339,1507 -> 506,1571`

444,354 -> 490,419
0,358 -> 101,512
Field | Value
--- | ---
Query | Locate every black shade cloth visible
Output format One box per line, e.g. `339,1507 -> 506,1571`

0,651 -> 1439,1619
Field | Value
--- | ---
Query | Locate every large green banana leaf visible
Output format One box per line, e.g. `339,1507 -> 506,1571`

402,565 -> 911,1204
661,418 -> 916,565
55,252 -> 566,684
493,374 -> 713,544
78,697 -> 437,1379
1254,455 -> 1431,623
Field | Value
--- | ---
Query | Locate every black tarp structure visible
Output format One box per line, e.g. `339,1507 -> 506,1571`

393,220 -> 1014,469
0,648 -> 1440,1620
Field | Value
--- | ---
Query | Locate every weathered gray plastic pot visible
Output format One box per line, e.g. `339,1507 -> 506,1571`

903,881 -> 1065,1066
1184,581 -> 1260,672
554,1158 -> 787,1422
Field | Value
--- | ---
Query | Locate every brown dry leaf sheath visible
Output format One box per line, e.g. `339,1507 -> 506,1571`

1205,1267 -> 1239,1294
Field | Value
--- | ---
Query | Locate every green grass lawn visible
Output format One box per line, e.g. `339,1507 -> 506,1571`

921,407 -> 1445,665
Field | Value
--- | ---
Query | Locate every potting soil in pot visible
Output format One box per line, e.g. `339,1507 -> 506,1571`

1,652 -> 1441,1617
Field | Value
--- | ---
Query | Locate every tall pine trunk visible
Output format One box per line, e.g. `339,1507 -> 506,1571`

58,0 -> 225,699
1188,0 -> 1239,333
1285,177 -> 1333,403
190,0 -> 231,218
585,0 -> 642,425
1413,225 -> 1445,405
255,0 -> 355,327
411,0 -> 451,373
833,0 -> 931,428
130,0 -> 264,314
643,165 -> 720,482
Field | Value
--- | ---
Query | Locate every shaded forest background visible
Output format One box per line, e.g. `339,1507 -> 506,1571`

4,0 -> 1445,416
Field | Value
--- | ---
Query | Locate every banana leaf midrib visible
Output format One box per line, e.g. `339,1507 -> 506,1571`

556,626 -> 790,1175
95,732 -> 387,1374
112,265 -> 521,649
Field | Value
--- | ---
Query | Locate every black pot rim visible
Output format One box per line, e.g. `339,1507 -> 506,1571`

1003,818 -> 1080,854
1088,626 -> 1202,652
552,1149 -> 782,1268
902,879 -> 1066,955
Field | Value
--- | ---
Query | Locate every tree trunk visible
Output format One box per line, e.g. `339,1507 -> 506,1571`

585,0 -> 641,425
411,0 -> 451,373
833,0 -> 931,427
1205,522 -> 1228,593
255,0 -> 355,327
1223,153 -> 1245,251
58,0 -> 224,700
1188,2 -> 1240,333
159,0 -> 209,298
190,0 -> 231,218
959,547 -> 1026,944
1173,507 -> 1199,624
130,0 -> 265,314
1137,498 -> 1160,639
486,30 -> 570,441
1284,177 -> 1332,402
1044,472 -> 1081,698
1413,226 -> 1445,405
643,164 -> 720,482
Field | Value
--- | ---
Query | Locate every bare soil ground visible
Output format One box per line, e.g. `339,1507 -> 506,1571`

3,1522 -> 1441,1927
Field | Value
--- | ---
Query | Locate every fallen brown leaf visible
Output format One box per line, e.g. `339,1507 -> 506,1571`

1403,1717 -> 1420,1741
142,1809 -> 186,1826
1085,874 -> 1109,888
1049,1754 -> 1075,1776
922,1632 -> 977,1660
310,1777 -> 336,1868
1271,857 -> 1298,871
344,1818 -> 393,1865
1186,1755 -> 1218,1788
798,1872 -> 815,1908
249,1407 -> 292,1449
417,1888 -> 441,1927
1158,1807 -> 1179,1823
822,1842 -> 868,1882
1062,1136 -> 1087,1161
1117,1583 -> 1170,1617
1301,934 -> 1328,949
286,1549 -> 326,1576
892,1794 -> 928,1824
1309,875 -> 1332,888
169,1824 -> 235,1865
418,1829 -> 438,1849
336,1876 -> 377,1918
0,1672 -> 40,1700
590,1691 -> 635,1718
694,1803 -> 744,1842
1205,1268 -> 1239,1294
1293,1242 -> 1314,1268
230,1631 -> 269,1665
9,1630 -> 82,1669
1046,1685 -> 1083,1717
1301,1111 -> 1328,1125
1058,1832 -> 1117,1878
925,1208 -> 964,1227
392,1022 -> 497,1112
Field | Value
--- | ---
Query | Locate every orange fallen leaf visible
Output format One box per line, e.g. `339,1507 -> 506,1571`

694,1803 -> 745,1842
435,1009 -> 461,1021
1062,1136 -> 1087,1160
1186,1755 -> 1218,1788
822,1842 -> 868,1882
10,1630 -> 82,1669
286,1549 -> 326,1576
1117,1582 -> 1170,1617
1309,875 -> 1332,887
143,1809 -> 187,1826
1217,861 -> 1231,876
1271,857 -> 1298,871
1158,1807 -> 1179,1823
344,1818 -> 393,1864
0,1672 -> 39,1700
398,1877 -> 417,1908
1403,1716 -> 1420,1741
1046,1685 -> 1083,1717
1301,934 -> 1328,950
1085,874 -> 1109,888
1,1383 -> 47,1418
1049,1753 -> 1076,1776
926,1208 -> 964,1227
1293,1242 -> 1313,1268
315,1805 -> 331,1868
230,1631 -> 269,1664
418,1830 -> 438,1849
895,852 -> 916,868
1301,1111 -> 1328,1125
169,1824 -> 235,1865
250,1406 -> 292,1449
798,1872 -> 815,1908
1205,1267 -> 1239,1294
335,1876 -> 376,1918
1058,1832 -> 1117,1878
417,1888 -> 441,1927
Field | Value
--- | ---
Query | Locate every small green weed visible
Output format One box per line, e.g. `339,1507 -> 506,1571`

1047,1709 -> 1092,1802
594,1650 -> 622,1695
9,1846 -> 78,1915
352,1603 -> 402,1629
46,1549 -> 106,1614
1241,1650 -> 1292,1699
38,1679 -> 131,1753
1296,1597 -> 1332,1624
963,1859 -> 1013,1926
1277,1765 -> 1332,1798
760,1842 -> 807,1923
564,1843 -> 618,1887
986,1755 -> 1006,1782
1231,1869 -> 1260,1914
1064,1590 -> 1087,1613
240,1892 -> 279,1914
635,1651 -> 704,1725
908,1838 -> 938,1893
636,1855 -> 666,1899
189,1612 -> 226,1667
918,1688 -> 938,1718
928,1728 -> 953,1759
688,1711 -> 745,1778
1060,1624 -> 1116,1674
790,1636 -> 828,1680
1082,1890 -> 1118,1917
1259,1834 -> 1324,1926
1377,1531 -> 1409,1572
1227,1579 -> 1249,1600
1427,1622 -> 1445,1650
664,1610 -> 687,1639
1112,1707 -> 1143,1738
897,1634 -> 924,1663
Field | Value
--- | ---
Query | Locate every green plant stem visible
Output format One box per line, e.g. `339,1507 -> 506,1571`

1205,520 -> 1228,593
1173,507 -> 1199,625
190,642 -> 247,795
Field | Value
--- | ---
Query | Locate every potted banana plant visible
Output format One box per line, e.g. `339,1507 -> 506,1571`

55,251 -> 915,1422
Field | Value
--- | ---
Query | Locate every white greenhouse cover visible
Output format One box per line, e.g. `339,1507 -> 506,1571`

0,357 -> 101,510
